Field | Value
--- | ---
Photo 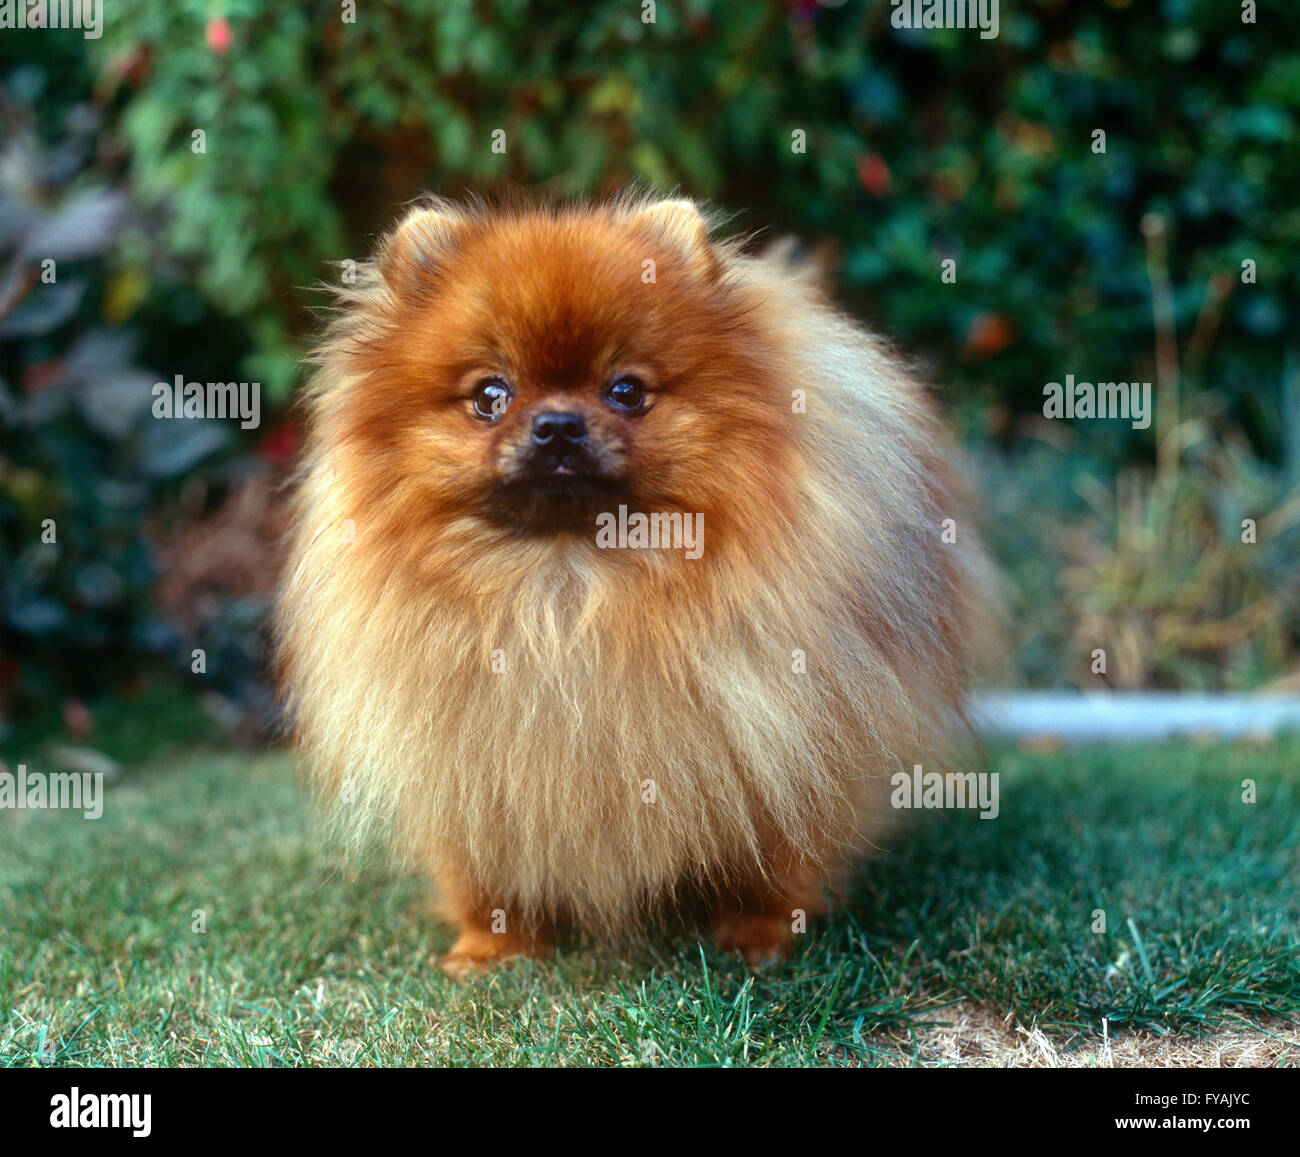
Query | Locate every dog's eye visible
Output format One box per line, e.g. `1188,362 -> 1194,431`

472,378 -> 513,420
605,376 -> 645,412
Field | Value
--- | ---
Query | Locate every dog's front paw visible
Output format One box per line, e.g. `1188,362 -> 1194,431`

437,949 -> 500,981
437,927 -> 549,980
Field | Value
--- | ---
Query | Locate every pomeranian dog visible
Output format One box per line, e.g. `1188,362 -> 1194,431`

277,193 -> 996,976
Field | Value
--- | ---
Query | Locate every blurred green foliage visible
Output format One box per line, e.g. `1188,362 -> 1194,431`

76,0 -> 1298,441
2,0 -> 1299,730
0,49 -> 266,727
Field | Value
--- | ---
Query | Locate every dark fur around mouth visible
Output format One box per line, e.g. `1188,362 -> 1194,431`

481,469 -> 632,534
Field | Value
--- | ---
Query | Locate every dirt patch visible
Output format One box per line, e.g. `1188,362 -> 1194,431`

872,1002 -> 1298,1067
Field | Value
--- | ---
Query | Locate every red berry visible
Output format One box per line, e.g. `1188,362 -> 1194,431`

206,17 -> 232,54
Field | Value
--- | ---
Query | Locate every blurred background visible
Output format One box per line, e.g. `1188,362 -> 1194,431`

2,0 -> 1298,760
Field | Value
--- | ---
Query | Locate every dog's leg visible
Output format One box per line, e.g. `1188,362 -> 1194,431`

710,841 -> 828,969
432,867 -> 552,979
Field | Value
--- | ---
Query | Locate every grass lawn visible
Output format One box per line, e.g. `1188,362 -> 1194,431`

1,734 -> 1297,1067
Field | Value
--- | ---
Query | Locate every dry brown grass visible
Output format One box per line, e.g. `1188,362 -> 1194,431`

871,1001 -> 1299,1068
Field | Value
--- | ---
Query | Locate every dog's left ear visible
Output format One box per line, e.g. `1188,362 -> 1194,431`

629,199 -> 720,281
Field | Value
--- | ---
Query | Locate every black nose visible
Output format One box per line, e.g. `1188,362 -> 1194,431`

531,410 -> 587,449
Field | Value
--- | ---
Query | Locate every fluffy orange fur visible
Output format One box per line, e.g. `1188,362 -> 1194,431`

276,193 -> 996,974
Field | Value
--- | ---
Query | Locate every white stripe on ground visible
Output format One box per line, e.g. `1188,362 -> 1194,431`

971,692 -> 1300,743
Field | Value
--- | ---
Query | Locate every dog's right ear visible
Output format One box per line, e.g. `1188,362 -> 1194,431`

375,199 -> 464,297
628,198 -> 720,281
